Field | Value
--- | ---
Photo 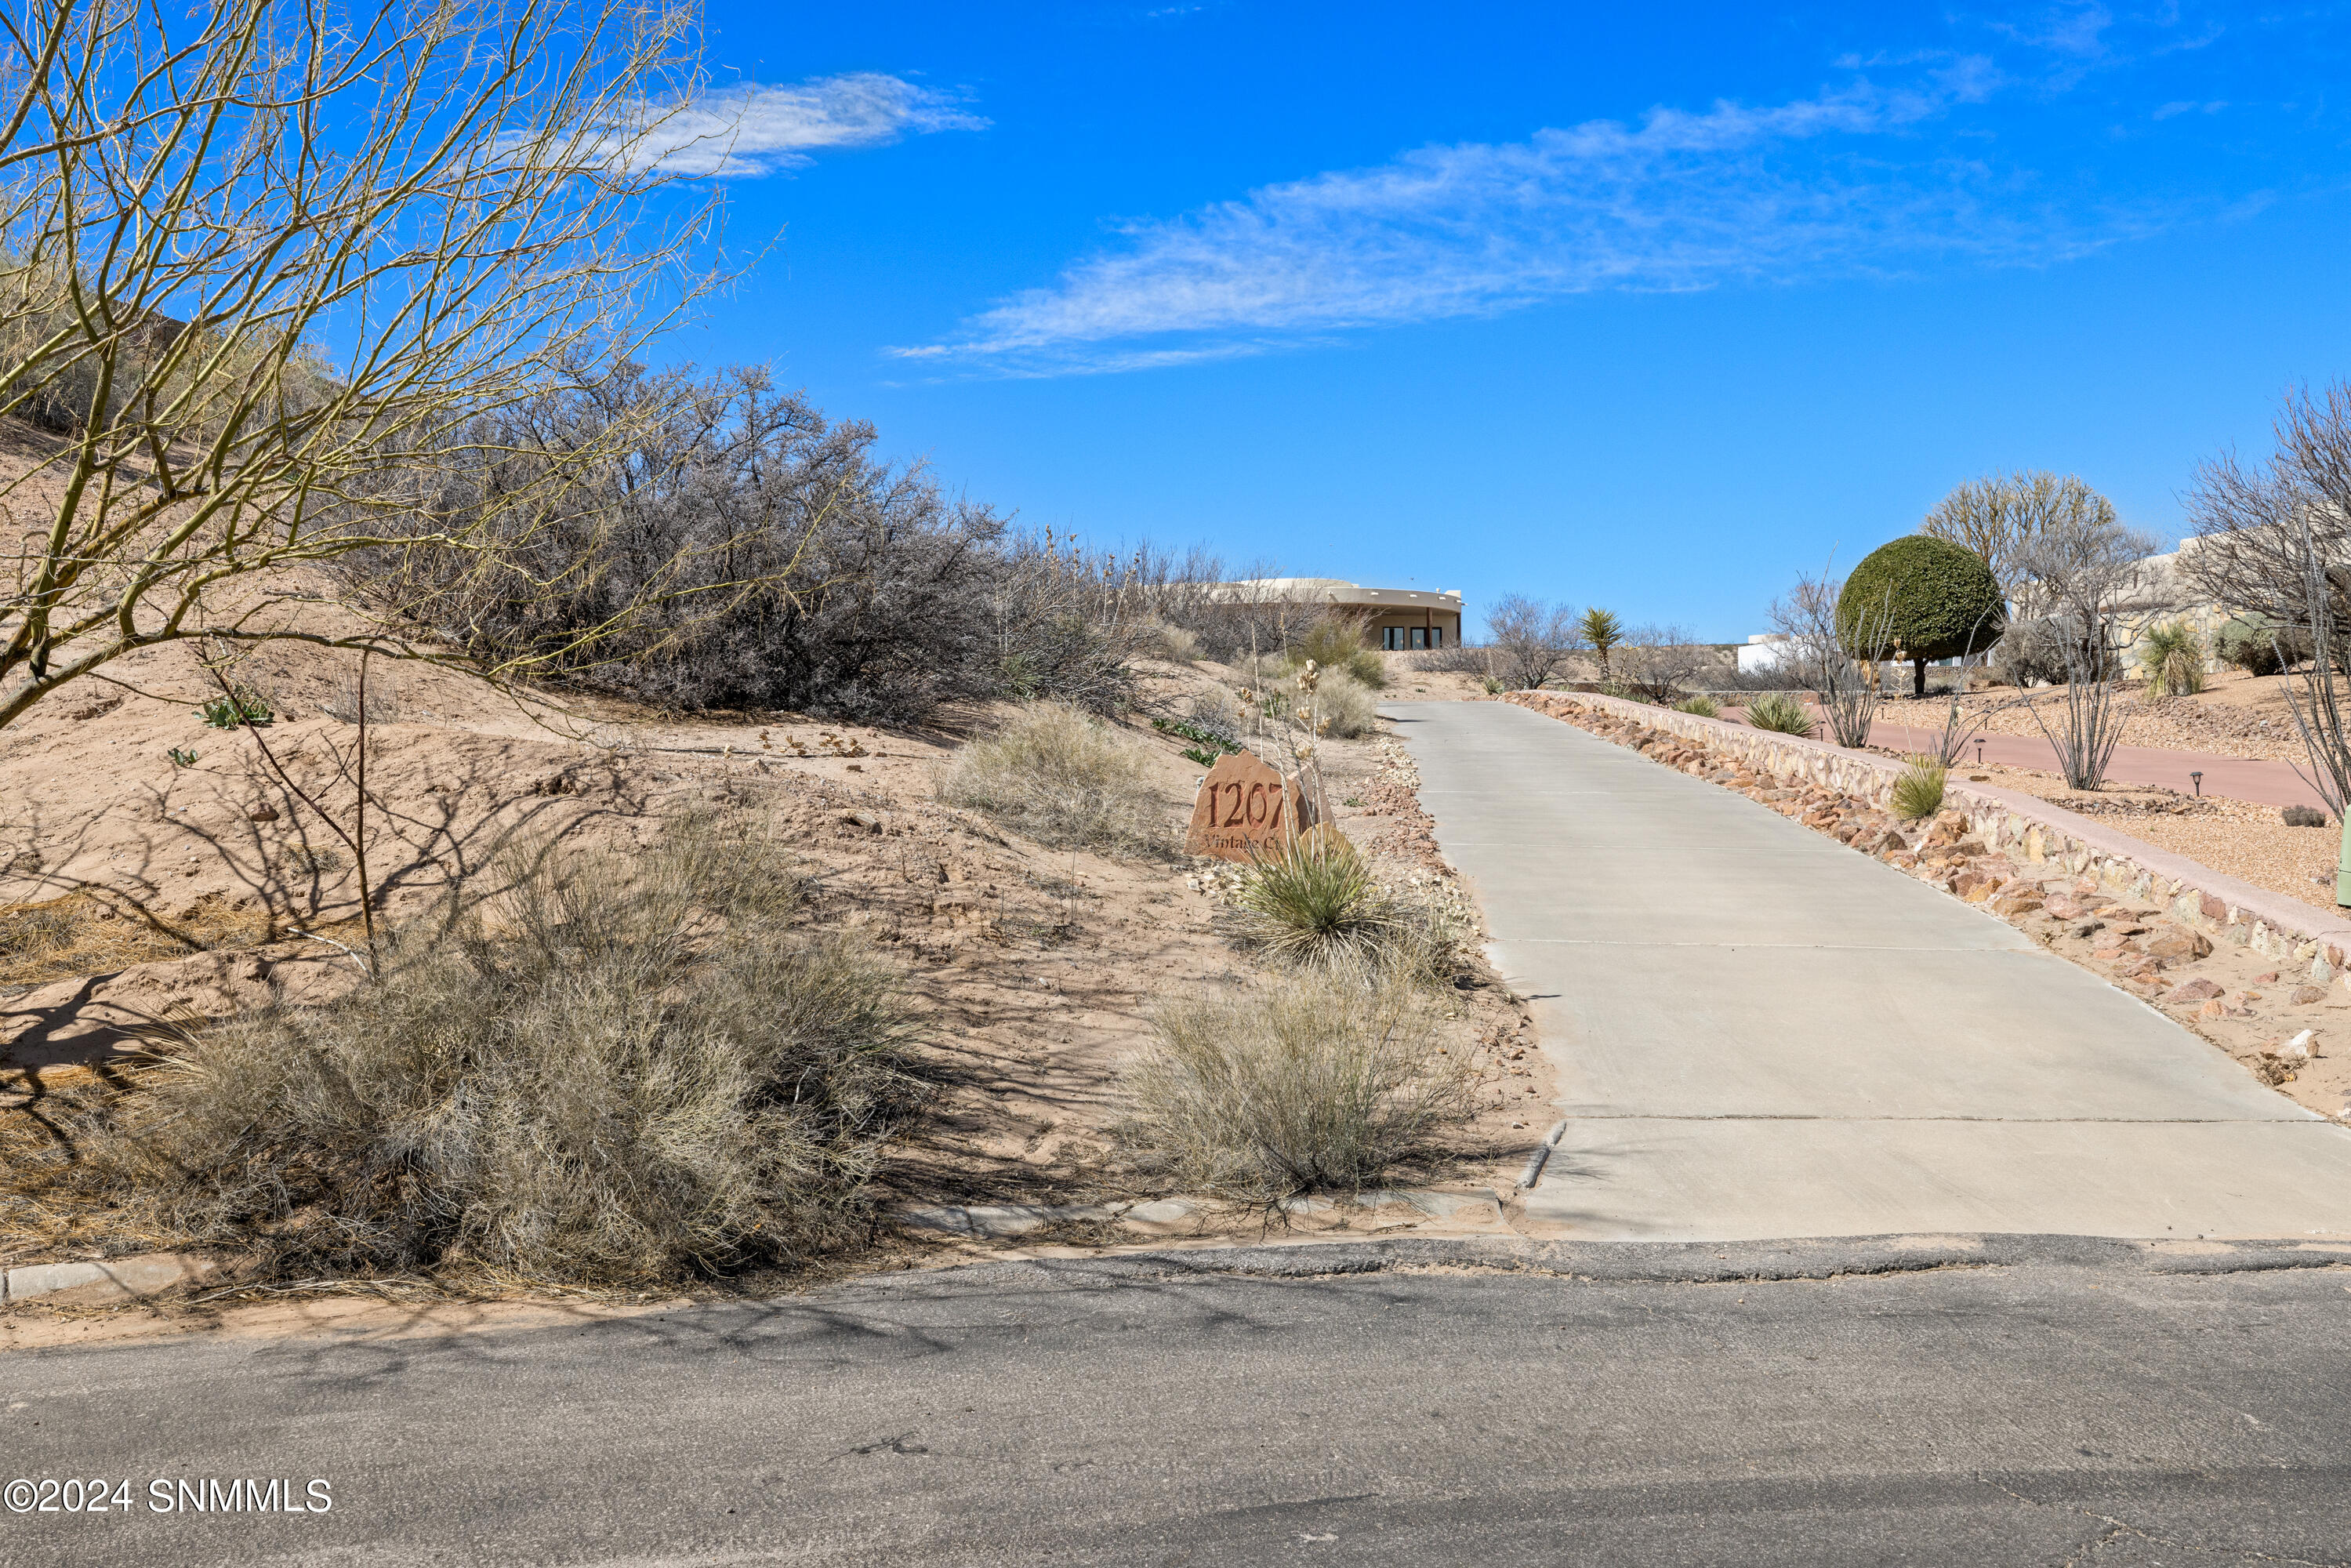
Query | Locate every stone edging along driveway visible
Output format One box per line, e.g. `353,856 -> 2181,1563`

1508,690 -> 2351,986
1504,691 -> 2351,1108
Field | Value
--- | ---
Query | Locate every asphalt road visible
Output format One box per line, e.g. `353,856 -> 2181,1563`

1386,699 -> 2351,1240
6,1236 -> 2351,1566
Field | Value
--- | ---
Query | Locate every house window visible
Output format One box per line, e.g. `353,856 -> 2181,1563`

1383,626 -> 1406,650
1381,626 -> 1445,650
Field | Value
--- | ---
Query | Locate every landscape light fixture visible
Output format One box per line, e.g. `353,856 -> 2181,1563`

2191,771 -> 2203,797
1974,739 -> 1985,768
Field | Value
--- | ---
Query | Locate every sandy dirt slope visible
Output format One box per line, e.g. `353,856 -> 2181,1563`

2,622 -> 1547,1289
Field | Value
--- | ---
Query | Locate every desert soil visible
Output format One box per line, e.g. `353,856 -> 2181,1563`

2,630 -> 1547,1316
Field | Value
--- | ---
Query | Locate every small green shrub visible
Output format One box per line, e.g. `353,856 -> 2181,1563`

78,823 -> 921,1284
1479,675 -> 1506,695
2138,620 -> 2208,697
198,690 -> 274,729
1673,695 -> 1721,718
1152,714 -> 1242,768
938,702 -> 1167,855
166,747 -> 198,768
1287,615 -> 1387,690
1890,755 -> 1947,821
1121,967 -> 1472,1203
1743,692 -> 1816,737
2215,616 -> 2308,677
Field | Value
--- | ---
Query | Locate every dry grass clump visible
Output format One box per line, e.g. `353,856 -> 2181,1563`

1312,668 -> 1380,739
0,891 -> 274,989
70,822 -> 923,1286
937,701 -> 1167,855
1121,967 -> 1471,1203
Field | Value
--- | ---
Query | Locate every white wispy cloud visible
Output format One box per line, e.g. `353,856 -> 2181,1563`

893,59 -> 2104,376
638,72 -> 987,177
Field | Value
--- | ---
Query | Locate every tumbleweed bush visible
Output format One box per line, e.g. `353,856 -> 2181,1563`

1890,755 -> 1948,821
82,823 -> 922,1285
1122,967 -> 1472,1203
938,701 -> 1166,855
1743,692 -> 1816,737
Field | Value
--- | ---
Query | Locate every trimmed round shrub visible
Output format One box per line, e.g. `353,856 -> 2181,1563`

1838,536 -> 2006,695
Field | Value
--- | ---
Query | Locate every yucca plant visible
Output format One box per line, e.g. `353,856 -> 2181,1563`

1890,754 -> 1948,821
1743,692 -> 1816,737
2139,620 -> 2208,698
1673,695 -> 1720,718
1223,829 -> 1410,971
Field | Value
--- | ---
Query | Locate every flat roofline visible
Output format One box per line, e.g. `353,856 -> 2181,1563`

1211,579 -> 1463,608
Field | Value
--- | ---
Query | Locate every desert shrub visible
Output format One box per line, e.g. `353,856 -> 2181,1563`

938,702 -> 1166,855
1413,643 -> 1493,675
2215,615 -> 2310,677
2284,804 -> 2328,827
2137,620 -> 2208,696
1224,831 -> 1392,966
1744,692 -> 1816,737
1220,830 -> 1435,974
1991,615 -> 2072,687
1480,675 -> 1506,694
82,825 -> 921,1284
1286,613 -> 1386,689
1838,535 -> 2007,695
1674,694 -> 1720,718
1890,755 -> 1948,821
1121,967 -> 1472,1203
1311,668 -> 1380,739
1139,619 -> 1202,662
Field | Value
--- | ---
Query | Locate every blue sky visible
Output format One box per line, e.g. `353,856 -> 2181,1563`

661,1 -> 2351,641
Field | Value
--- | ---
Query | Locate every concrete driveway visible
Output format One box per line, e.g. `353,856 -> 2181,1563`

1387,699 -> 2351,1241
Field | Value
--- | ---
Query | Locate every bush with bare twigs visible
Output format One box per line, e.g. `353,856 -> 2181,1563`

72,823 -> 922,1285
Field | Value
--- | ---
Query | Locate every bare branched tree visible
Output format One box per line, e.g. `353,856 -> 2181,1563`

1770,570 -> 1892,748
1921,470 -> 2116,611
0,0 -> 727,731
1613,622 -> 1712,703
1485,593 -> 1584,691
2183,383 -> 2351,828
2008,511 -> 2154,789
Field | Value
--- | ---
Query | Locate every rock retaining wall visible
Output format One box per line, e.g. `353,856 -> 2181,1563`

1508,691 -> 2351,985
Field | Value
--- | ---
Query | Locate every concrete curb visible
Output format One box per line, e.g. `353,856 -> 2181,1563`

1515,691 -> 2351,981
4,1253 -> 210,1306
1516,1120 -> 1570,1189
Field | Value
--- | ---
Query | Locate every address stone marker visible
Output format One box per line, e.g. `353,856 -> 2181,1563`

1186,751 -> 1312,862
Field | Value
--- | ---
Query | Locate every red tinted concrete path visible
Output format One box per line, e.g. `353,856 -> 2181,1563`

1866,718 -> 2327,811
